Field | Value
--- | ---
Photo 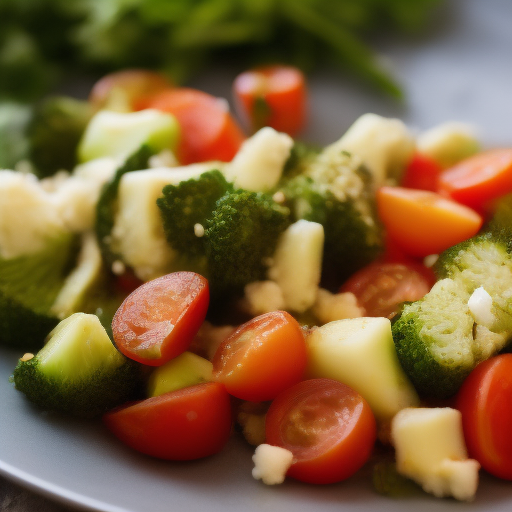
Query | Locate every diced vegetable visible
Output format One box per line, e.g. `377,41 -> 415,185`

306,317 -> 419,421
12,313 -> 143,417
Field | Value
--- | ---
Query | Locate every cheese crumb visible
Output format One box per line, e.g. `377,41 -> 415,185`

468,286 -> 495,327
194,223 -> 205,237
252,444 -> 293,485
20,353 -> 34,362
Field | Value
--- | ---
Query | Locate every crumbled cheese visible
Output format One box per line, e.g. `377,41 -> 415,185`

392,407 -> 480,501
424,254 -> 439,268
225,127 -> 293,191
252,444 -> 294,485
468,286 -> 495,328
111,260 -> 126,276
243,281 -> 286,316
312,289 -> 364,324
194,223 -> 205,237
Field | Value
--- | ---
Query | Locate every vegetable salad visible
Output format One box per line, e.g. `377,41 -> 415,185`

4,67 -> 512,502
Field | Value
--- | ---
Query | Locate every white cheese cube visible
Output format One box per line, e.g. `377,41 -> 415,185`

225,127 -> 293,191
268,220 -> 324,313
392,407 -> 480,501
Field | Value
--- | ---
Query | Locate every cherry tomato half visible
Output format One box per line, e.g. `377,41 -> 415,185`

340,261 -> 435,319
146,88 -> 245,164
112,272 -> 209,366
233,65 -> 307,136
104,382 -> 232,460
212,311 -> 307,402
377,186 -> 483,258
266,379 -> 376,484
456,354 -> 512,480
438,148 -> 512,211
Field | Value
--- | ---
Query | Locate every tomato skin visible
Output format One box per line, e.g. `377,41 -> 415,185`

377,186 -> 483,258
265,379 -> 376,484
233,65 -> 307,136
104,382 -> 232,460
146,88 -> 245,164
401,152 -> 442,192
438,149 -> 512,211
212,311 -> 307,402
456,354 -> 512,480
340,261 -> 435,319
112,272 -> 209,366
89,69 -> 171,112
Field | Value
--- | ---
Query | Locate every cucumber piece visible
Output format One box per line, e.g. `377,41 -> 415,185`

306,317 -> 419,421
147,351 -> 213,397
78,109 -> 179,163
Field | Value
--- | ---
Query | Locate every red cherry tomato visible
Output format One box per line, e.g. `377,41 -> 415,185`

456,354 -> 512,480
212,311 -> 307,402
89,69 -> 171,112
112,272 -> 209,366
377,186 -> 483,258
145,88 -> 245,164
340,261 -> 436,318
438,149 -> 512,211
265,379 -> 376,484
401,152 -> 442,192
233,65 -> 307,136
104,382 -> 232,460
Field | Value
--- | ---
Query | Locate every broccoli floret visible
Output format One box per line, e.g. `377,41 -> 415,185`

0,102 -> 32,169
157,170 -> 233,260
95,145 -> 154,268
393,234 -> 512,398
28,96 -> 93,178
12,313 -> 144,418
205,190 -> 290,295
278,148 -> 382,287
157,170 -> 291,296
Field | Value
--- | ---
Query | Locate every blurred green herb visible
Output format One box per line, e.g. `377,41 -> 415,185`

0,0 -> 442,102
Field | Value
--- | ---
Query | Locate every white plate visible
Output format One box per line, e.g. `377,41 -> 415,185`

2,0 -> 512,510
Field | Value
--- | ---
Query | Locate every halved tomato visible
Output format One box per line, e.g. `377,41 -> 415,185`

340,261 -> 435,318
112,272 -> 209,366
456,354 -> 512,480
104,382 -> 232,460
265,379 -> 376,484
212,311 -> 307,402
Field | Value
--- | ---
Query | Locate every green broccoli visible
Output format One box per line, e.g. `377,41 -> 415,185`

277,147 -> 382,287
157,169 -> 233,261
28,96 -> 93,178
157,169 -> 291,296
204,190 -> 290,295
12,313 -> 144,418
393,233 -> 512,398
0,102 -> 32,169
95,145 -> 154,268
